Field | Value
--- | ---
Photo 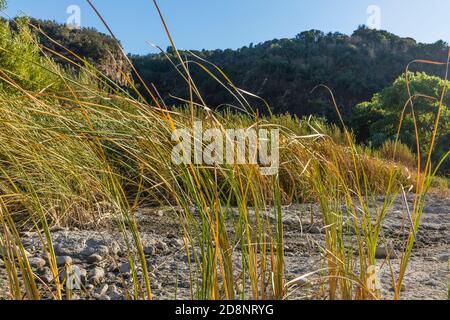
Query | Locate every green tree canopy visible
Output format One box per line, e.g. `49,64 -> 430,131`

351,72 -> 450,173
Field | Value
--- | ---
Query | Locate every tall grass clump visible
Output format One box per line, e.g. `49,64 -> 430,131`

0,1 -> 448,300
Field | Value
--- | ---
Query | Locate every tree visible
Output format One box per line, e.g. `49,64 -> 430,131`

351,72 -> 450,173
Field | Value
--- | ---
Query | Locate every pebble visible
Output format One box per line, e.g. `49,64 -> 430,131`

89,267 -> 105,284
424,279 -> 440,287
28,257 -> 46,269
99,284 -> 109,296
390,284 -> 406,292
156,241 -> 169,254
107,285 -> 123,300
41,268 -> 54,283
87,254 -> 103,264
56,256 -> 73,266
92,293 -> 110,300
375,246 -> 397,259
86,284 -> 94,291
437,253 -> 449,262
79,267 -> 88,284
152,281 -> 162,291
169,239 -> 183,248
95,245 -> 110,257
119,262 -> 131,274
144,246 -> 156,256
308,225 -> 322,234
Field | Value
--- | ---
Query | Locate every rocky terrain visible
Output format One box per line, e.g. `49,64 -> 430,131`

0,194 -> 448,300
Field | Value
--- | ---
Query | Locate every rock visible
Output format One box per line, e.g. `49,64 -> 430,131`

390,283 -> 406,292
41,268 -> 54,283
308,225 -> 322,234
92,293 -> 110,300
28,257 -> 46,269
53,243 -> 63,256
98,284 -> 109,296
437,253 -> 449,262
156,241 -> 169,254
87,254 -> 103,264
107,285 -> 123,300
119,262 -> 131,274
424,279 -> 440,287
89,267 -> 105,284
86,284 -> 94,291
83,244 -> 109,257
77,267 -> 88,286
50,225 -> 66,232
169,239 -> 184,248
144,246 -> 156,256
71,293 -> 81,300
375,246 -> 397,259
56,256 -> 73,266
109,243 -> 121,257
152,281 -> 162,291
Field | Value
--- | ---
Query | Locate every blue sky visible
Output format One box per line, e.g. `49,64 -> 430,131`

3,0 -> 450,55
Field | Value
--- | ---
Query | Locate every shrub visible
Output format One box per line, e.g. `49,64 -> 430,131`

379,140 -> 416,168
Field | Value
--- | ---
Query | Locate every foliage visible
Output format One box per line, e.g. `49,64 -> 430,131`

0,18 -> 64,93
131,27 -> 448,121
23,18 -> 131,86
379,140 -> 416,168
351,72 -> 450,173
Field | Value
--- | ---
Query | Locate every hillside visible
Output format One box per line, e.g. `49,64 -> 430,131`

132,27 -> 448,120
22,18 -> 132,87
7,19 -> 449,121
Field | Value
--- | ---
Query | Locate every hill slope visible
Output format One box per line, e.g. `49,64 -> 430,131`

132,27 -> 448,120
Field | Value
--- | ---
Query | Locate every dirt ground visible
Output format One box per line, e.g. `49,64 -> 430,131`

0,193 -> 448,300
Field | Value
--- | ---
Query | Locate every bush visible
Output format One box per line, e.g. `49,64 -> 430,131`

379,140 -> 416,168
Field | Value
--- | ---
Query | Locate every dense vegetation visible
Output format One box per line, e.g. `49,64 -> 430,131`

2,17 -> 448,172
131,27 -> 448,118
12,18 -> 132,86
131,27 -> 449,173
352,72 -> 450,173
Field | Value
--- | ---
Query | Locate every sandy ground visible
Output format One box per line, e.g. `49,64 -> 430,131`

0,193 -> 448,300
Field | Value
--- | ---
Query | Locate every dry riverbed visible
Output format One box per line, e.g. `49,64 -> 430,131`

0,194 -> 448,300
